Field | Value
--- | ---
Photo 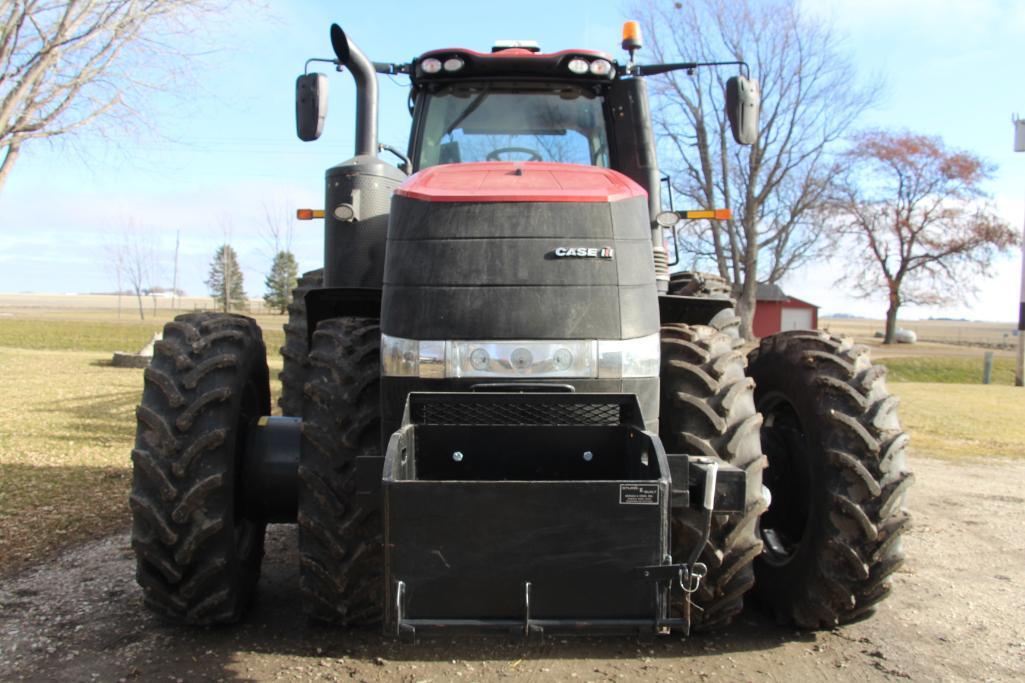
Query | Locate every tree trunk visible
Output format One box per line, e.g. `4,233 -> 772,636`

884,289 -> 900,344
135,289 -> 145,320
736,272 -> 759,340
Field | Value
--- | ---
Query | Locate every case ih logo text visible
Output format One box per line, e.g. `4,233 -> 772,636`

552,246 -> 614,259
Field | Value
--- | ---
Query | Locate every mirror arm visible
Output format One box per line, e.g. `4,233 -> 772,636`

304,57 -> 340,74
634,59 -> 749,78
374,62 -> 412,75
378,143 -> 413,175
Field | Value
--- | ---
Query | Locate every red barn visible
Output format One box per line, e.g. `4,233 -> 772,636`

752,283 -> 819,338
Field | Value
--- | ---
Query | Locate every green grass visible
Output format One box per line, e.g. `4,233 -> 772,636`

890,381 -> 1025,461
0,318 -> 285,355
883,355 -> 1016,385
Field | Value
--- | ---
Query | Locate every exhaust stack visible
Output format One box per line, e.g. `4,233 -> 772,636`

330,24 -> 378,157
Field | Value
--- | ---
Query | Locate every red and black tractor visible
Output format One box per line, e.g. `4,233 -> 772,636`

129,21 -> 911,638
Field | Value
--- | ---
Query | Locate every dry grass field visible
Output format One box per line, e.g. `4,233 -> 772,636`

0,295 -> 286,576
823,315 -> 1019,350
1,295 -> 1023,579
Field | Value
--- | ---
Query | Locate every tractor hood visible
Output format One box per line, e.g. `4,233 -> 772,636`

394,162 -> 646,204
381,162 -> 657,341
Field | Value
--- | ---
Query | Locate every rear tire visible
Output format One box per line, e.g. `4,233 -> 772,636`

668,271 -> 734,300
746,330 -> 913,628
297,317 -> 383,624
659,323 -> 767,631
279,268 -> 323,417
130,313 -> 270,624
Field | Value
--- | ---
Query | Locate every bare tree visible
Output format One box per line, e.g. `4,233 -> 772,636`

0,0 -> 233,194
636,0 -> 876,337
260,201 -> 295,260
104,239 -> 125,318
109,225 -> 155,320
830,130 -> 1018,343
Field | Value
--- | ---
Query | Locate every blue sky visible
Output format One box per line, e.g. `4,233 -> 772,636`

1,0 -> 1023,321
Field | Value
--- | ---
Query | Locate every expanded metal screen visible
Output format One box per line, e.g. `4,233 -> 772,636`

412,399 -> 624,426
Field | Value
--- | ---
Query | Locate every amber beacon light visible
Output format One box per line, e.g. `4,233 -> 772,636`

622,21 -> 642,52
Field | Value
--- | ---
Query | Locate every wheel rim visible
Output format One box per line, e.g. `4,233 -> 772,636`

757,391 -> 813,567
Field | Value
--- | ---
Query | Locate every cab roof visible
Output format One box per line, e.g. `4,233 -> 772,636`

412,47 -> 619,85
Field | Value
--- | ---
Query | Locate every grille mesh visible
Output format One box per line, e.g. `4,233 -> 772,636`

414,400 -> 623,426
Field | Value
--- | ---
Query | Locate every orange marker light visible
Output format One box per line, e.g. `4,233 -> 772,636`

296,209 -> 325,220
681,209 -> 732,220
622,21 -> 642,51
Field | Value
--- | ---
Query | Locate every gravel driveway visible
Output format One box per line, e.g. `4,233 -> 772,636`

2,456 -> 1023,682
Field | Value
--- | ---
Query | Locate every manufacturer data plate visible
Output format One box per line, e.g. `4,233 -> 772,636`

619,484 -> 659,505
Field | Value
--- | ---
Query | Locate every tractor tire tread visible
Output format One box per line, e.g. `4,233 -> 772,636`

298,316 -> 383,625
279,268 -> 324,417
747,329 -> 912,629
130,312 -> 270,625
659,312 -> 765,632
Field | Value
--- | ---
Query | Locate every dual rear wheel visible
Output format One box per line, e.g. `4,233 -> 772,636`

131,313 -> 910,630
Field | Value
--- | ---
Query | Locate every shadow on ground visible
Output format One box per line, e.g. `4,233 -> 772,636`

1,525 -> 814,682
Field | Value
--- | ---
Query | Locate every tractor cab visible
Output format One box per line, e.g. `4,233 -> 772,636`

407,45 -> 618,170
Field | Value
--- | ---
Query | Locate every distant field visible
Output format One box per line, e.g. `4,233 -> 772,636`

0,294 -> 287,353
823,316 -> 1018,350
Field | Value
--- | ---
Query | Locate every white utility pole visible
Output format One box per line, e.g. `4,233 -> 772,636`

1014,115 -> 1025,386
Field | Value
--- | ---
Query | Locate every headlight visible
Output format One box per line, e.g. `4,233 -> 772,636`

420,57 -> 442,74
597,333 -> 661,378
443,57 -> 464,72
567,58 -> 589,74
380,334 -> 660,379
589,58 -> 613,77
447,340 -> 596,379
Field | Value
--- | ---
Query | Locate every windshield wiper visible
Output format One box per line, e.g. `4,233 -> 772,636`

443,88 -> 490,138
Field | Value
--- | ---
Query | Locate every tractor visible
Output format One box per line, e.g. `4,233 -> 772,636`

128,20 -> 912,638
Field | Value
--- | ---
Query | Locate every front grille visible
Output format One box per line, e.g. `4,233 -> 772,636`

413,400 -> 623,426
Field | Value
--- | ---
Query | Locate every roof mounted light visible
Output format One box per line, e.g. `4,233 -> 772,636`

589,58 -> 613,77
567,58 -> 589,74
622,21 -> 643,52
443,57 -> 465,72
492,39 -> 541,53
421,57 -> 442,74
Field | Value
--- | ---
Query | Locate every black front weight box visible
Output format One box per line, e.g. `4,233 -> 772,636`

381,392 -> 686,639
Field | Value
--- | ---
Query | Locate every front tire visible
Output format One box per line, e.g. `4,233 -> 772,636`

659,323 -> 766,631
747,330 -> 913,628
297,317 -> 383,623
130,313 -> 270,624
279,268 -> 323,417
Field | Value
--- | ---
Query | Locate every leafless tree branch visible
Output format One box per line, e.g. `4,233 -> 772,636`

637,0 -> 877,336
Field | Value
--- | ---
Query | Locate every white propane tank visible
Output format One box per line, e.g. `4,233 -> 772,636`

894,328 -> 918,344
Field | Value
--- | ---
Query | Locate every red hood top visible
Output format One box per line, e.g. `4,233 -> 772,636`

395,162 -> 647,203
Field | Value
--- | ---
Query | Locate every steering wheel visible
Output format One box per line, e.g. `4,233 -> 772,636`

485,146 -> 543,162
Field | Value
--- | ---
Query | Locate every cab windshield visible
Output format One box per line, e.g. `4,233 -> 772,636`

416,84 -> 610,169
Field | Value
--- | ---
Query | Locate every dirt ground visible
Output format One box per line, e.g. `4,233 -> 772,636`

1,455 -> 1023,682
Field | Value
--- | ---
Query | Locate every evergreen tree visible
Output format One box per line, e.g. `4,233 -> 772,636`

205,244 -> 247,311
264,250 -> 298,314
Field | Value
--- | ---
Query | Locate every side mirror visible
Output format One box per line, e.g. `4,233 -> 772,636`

725,75 -> 760,146
296,73 -> 328,141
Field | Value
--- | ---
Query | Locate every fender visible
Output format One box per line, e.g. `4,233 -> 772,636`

305,287 -> 382,345
658,294 -> 733,326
